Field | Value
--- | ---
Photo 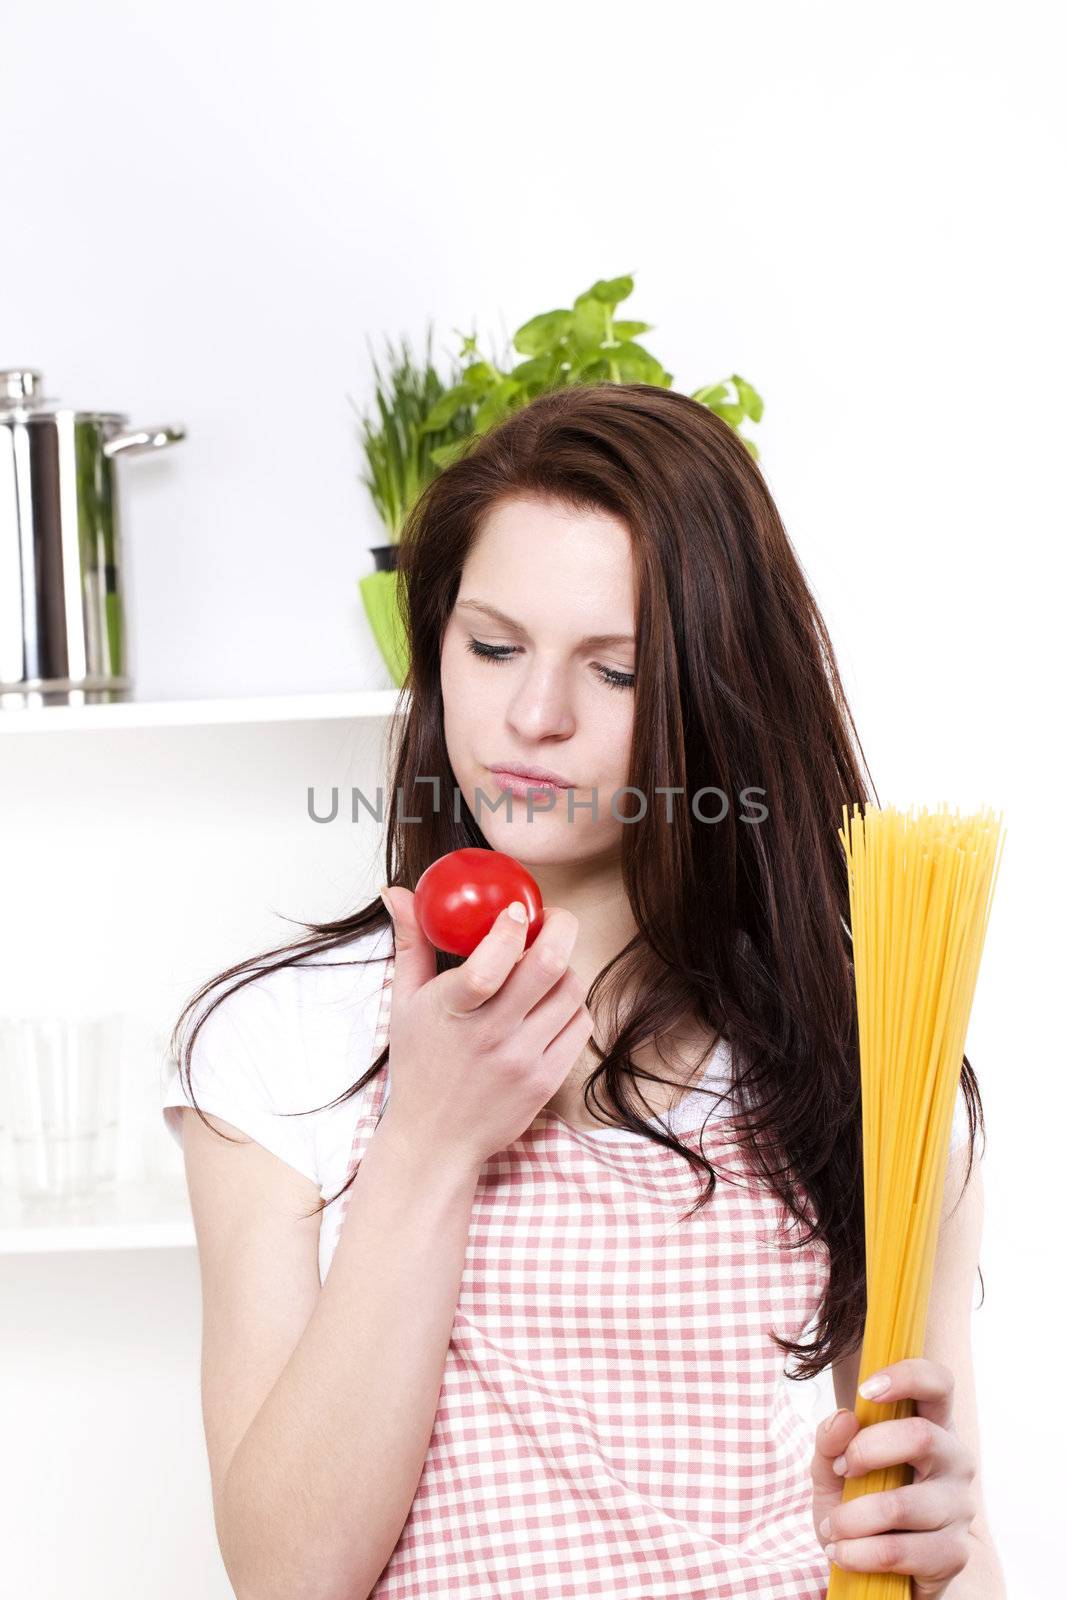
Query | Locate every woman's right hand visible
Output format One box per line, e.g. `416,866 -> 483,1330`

374,885 -> 593,1173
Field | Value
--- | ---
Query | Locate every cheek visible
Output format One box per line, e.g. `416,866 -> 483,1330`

603,697 -> 635,774
442,636 -> 486,716
440,637 -> 492,772
577,699 -> 633,804
440,632 -> 469,704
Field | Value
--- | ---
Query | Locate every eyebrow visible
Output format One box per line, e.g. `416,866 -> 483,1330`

455,599 -> 635,650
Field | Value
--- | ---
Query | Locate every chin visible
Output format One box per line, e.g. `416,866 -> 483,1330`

481,823 -> 592,866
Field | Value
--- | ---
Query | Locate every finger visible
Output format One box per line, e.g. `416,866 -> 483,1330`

821,1479 -> 964,1545
522,966 -> 588,1050
825,1526 -> 971,1585
538,1000 -> 596,1081
832,1416 -> 955,1483
439,900 -> 532,1015
810,1408 -> 863,1499
490,907 -> 581,1023
857,1359 -> 956,1433
379,884 -> 437,1005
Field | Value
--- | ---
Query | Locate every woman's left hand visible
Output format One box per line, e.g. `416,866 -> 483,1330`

810,1358 -> 979,1597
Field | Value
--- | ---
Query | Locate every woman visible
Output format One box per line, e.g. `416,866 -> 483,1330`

164,383 -> 1004,1598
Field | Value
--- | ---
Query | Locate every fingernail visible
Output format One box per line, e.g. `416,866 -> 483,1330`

379,886 -> 396,918
825,1542 -> 838,1562
832,1455 -> 848,1475
507,901 -> 527,923
859,1372 -> 891,1399
822,1407 -> 849,1434
818,1516 -> 831,1539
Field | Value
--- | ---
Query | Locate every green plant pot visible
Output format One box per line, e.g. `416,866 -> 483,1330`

359,569 -> 409,687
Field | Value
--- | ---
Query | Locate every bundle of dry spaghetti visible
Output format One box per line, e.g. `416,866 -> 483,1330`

826,802 -> 1006,1599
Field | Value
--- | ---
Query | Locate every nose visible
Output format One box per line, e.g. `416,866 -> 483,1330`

502,659 -> 578,743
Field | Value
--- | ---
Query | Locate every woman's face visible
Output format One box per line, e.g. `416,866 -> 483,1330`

440,494 -> 638,868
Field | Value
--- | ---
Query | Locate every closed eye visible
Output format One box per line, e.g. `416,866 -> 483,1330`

464,637 -> 635,692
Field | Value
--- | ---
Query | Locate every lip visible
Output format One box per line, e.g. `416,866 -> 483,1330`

489,762 -> 575,790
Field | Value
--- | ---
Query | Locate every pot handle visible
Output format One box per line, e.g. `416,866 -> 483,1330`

103,423 -> 186,459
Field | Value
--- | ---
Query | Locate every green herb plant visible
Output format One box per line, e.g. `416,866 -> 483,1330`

419,272 -> 764,473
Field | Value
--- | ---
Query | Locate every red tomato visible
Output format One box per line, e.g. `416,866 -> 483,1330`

413,847 -> 544,957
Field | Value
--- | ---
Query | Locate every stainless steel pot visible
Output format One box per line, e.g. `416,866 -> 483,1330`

0,368 -> 185,708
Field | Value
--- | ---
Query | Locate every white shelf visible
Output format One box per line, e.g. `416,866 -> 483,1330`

0,1176 -> 195,1253
0,686 -> 405,733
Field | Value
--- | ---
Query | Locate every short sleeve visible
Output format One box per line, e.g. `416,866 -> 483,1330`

161,969 -> 320,1188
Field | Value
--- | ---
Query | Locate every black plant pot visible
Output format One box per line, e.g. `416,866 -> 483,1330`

370,543 -> 399,573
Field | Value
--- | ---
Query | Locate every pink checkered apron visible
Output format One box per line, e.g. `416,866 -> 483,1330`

334,954 -> 832,1598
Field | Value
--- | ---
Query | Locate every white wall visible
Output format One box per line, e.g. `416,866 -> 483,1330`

3,1 -> 1063,1595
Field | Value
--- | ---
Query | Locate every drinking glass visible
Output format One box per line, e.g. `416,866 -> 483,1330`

0,1015 -> 123,1205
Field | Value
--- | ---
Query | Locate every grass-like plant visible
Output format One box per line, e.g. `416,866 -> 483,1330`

349,324 -> 476,541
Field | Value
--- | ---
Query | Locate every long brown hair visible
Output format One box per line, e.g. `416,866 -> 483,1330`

168,381 -> 985,1380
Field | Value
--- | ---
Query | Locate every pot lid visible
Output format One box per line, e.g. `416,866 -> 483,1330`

0,369 -> 126,423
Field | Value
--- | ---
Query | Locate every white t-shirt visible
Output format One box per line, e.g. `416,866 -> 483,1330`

161,922 -> 973,1284
162,922 -> 395,1283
